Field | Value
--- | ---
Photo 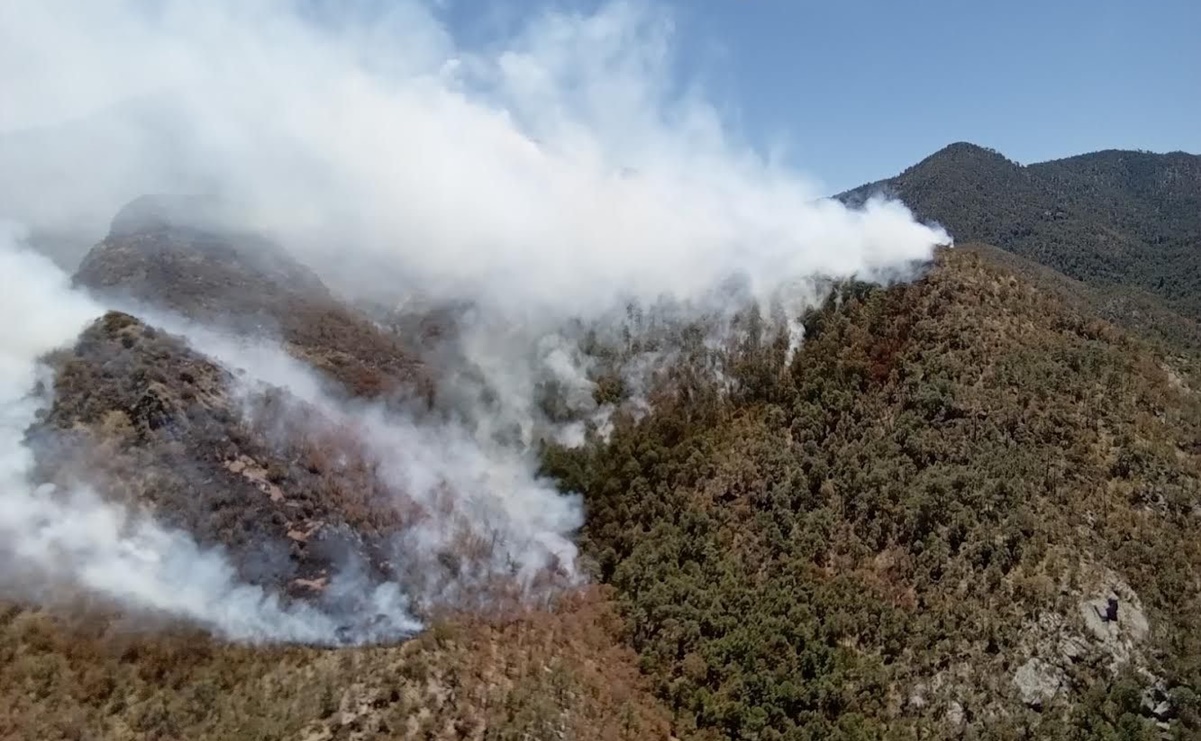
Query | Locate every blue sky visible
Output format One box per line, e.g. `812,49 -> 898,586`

438,0 -> 1201,192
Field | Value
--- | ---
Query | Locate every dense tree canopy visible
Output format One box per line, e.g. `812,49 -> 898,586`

6,146 -> 1201,740
544,247 -> 1201,739
841,144 -> 1201,321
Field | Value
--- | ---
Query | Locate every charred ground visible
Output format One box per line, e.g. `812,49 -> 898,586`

29,310 -> 403,599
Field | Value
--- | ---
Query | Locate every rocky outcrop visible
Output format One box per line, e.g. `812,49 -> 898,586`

1001,564 -> 1168,722
1013,658 -> 1065,710
1076,571 -> 1152,671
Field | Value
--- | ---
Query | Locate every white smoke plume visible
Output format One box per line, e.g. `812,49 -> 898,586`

134,309 -> 583,601
0,0 -> 945,305
0,0 -> 949,642
0,0 -> 948,432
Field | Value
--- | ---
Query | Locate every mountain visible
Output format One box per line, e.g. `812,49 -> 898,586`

841,144 -> 1201,326
7,154 -> 1201,740
15,312 -> 671,737
74,195 -> 433,402
541,244 -> 1201,738
2,199 -> 674,740
30,310 -> 402,601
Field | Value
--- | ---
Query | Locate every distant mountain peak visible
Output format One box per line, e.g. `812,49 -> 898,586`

932,141 -> 1003,157
907,141 -> 1020,172
840,143 -> 1201,319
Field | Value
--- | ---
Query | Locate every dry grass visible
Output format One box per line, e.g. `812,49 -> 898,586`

0,588 -> 670,741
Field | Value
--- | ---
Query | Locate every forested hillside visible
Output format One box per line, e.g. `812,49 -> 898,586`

841,144 -> 1201,323
6,147 -> 1201,740
544,245 -> 1201,739
1,209 -> 675,740
0,591 -> 670,739
5,0 -> 1200,737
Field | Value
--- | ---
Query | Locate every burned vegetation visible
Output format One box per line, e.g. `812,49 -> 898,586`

29,310 -> 406,604
6,172 -> 1201,739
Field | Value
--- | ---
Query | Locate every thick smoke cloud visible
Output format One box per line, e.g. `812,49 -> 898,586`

0,0 -> 945,313
0,0 -> 949,642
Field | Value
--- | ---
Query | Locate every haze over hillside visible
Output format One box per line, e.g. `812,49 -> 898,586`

0,1 -> 955,738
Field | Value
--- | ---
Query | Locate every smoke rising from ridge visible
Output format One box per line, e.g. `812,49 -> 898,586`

0,0 -> 946,312
0,0 -> 950,642
135,308 -> 583,600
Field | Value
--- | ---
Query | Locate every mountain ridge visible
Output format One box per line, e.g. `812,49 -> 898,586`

839,143 -> 1201,323
5,152 -> 1201,738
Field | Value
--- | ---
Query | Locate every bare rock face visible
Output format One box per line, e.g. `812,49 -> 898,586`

1013,658 -> 1065,710
1077,572 -> 1151,670
74,195 -> 432,403
997,564 -> 1164,720
945,700 -> 966,727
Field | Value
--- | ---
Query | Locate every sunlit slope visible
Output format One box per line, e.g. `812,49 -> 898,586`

544,245 -> 1201,738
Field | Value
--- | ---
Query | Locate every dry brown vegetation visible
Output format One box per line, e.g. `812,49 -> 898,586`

0,588 -> 670,741
6,261 -> 675,739
39,244 -> 1201,738
13,184 -> 1201,738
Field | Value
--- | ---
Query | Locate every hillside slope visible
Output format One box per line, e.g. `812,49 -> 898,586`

8,188 -> 1201,739
74,195 -> 432,402
1,203 -> 675,740
30,311 -> 403,604
544,245 -> 1201,738
841,144 -> 1201,322
0,591 -> 670,740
